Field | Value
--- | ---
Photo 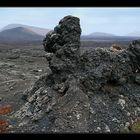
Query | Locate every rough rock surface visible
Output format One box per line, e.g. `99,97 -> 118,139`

10,15 -> 140,133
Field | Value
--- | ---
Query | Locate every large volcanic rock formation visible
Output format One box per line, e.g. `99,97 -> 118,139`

10,16 -> 140,133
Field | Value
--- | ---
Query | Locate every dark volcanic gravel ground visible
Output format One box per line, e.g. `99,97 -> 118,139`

0,40 -> 133,133
0,44 -> 49,114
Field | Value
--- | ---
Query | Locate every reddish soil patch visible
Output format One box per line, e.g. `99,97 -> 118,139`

0,119 -> 8,133
0,105 -> 12,133
0,105 -> 12,115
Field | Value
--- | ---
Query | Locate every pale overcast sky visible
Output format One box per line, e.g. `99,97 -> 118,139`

0,7 -> 140,35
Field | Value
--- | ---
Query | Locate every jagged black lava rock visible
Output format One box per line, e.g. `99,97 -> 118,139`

11,15 -> 140,133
